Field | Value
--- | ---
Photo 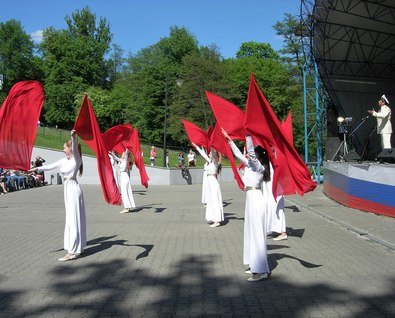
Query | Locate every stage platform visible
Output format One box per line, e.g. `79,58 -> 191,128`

323,161 -> 395,217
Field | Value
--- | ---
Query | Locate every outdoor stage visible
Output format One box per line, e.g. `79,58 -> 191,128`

323,161 -> 395,217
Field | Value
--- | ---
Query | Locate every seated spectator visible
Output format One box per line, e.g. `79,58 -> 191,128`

34,156 -> 46,183
0,168 -> 8,194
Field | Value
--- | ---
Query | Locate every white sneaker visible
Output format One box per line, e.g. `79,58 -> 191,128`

119,208 -> 129,214
247,273 -> 268,282
245,268 -> 252,274
209,222 -> 221,228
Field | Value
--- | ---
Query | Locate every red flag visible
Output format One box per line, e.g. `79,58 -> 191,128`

0,81 -> 44,171
102,124 -> 133,152
245,74 -> 316,196
205,91 -> 245,141
105,126 -> 150,188
209,124 -> 244,190
120,128 -> 149,188
281,111 -> 294,146
73,95 -> 121,205
129,128 -> 149,188
182,119 -> 209,150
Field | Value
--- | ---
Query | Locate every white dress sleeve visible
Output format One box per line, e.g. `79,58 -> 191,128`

37,159 -> 64,172
229,140 -> 248,165
246,136 -> 264,173
195,145 -> 210,163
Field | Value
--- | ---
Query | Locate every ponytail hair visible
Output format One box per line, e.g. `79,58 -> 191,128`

254,146 -> 270,182
66,140 -> 84,176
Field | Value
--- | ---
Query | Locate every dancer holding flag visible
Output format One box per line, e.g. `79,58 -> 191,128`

192,143 -> 224,228
30,130 -> 86,262
109,149 -> 136,213
222,128 -> 271,282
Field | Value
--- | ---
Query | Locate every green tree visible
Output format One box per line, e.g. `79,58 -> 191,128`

121,26 -> 199,144
168,45 -> 236,144
0,19 -> 43,94
236,41 -> 280,60
39,7 -> 112,128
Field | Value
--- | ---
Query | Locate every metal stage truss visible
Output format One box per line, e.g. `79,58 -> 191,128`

300,0 -> 395,162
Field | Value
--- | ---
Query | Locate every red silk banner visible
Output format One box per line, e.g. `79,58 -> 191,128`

102,124 -> 133,152
182,119 -> 209,150
245,74 -> 316,197
209,124 -> 245,190
0,81 -> 44,171
129,128 -> 149,188
205,91 -> 245,141
281,111 -> 294,146
103,124 -> 149,188
73,95 -> 121,205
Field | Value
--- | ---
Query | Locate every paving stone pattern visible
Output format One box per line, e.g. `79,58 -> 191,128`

0,183 -> 394,317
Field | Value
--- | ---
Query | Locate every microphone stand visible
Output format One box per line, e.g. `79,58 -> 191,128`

331,116 -> 370,161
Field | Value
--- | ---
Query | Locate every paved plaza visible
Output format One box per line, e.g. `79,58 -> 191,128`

0,182 -> 394,317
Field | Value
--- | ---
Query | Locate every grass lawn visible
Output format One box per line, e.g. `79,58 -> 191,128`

34,126 -> 229,168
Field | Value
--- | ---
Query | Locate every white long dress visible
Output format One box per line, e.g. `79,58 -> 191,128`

229,137 -> 270,274
111,150 -> 136,209
201,162 -> 208,205
195,146 -> 224,222
266,165 -> 286,234
109,153 -> 120,191
38,136 -> 86,255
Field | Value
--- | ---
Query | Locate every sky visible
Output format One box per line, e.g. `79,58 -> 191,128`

0,0 -> 300,59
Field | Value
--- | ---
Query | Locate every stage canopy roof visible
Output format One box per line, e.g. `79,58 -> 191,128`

310,0 -> 395,157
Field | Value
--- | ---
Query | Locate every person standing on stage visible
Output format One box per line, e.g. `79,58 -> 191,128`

109,149 -> 136,213
223,129 -> 270,281
368,94 -> 392,149
30,130 -> 86,261
192,143 -> 224,228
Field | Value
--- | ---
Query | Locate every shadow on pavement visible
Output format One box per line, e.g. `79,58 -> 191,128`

1,255 -> 393,317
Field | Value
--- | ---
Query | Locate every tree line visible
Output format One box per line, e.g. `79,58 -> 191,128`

0,7 -> 307,152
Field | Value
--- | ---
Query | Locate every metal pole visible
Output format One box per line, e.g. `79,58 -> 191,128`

163,75 -> 169,167
303,63 -> 309,164
314,61 -> 322,183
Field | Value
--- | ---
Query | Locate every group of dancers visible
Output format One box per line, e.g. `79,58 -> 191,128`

29,128 -> 286,283
191,128 -> 287,281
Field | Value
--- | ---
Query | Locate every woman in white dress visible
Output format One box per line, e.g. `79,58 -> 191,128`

31,130 -> 86,262
192,143 -> 224,228
109,149 -> 136,213
223,129 -> 270,282
201,161 -> 208,206
266,163 -> 287,240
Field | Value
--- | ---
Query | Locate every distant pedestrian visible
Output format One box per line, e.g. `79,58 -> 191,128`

149,146 -> 157,166
187,149 -> 196,167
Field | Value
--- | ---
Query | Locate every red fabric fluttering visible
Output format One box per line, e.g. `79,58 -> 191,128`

182,119 -> 209,150
73,95 -> 121,205
281,111 -> 294,146
209,124 -> 245,190
205,91 -> 245,141
103,124 -> 149,188
245,74 -> 316,197
102,124 -> 133,152
0,81 -> 44,171
125,128 -> 150,188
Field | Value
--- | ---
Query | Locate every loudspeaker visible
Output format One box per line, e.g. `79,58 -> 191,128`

377,148 -> 395,163
344,149 -> 361,162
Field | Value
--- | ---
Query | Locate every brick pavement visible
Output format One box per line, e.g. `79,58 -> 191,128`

0,183 -> 394,317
